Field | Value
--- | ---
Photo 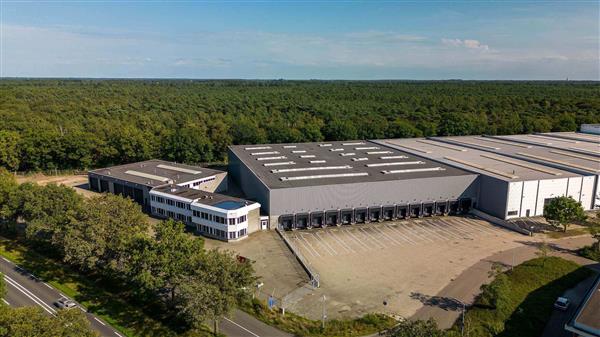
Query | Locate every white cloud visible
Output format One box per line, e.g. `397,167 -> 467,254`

442,38 -> 490,51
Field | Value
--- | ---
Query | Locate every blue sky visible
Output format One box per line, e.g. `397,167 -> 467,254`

1,1 -> 598,79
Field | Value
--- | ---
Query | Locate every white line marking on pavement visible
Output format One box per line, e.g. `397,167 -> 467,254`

411,222 -> 447,241
373,226 -> 403,246
385,225 -> 417,245
223,317 -> 260,337
344,229 -> 371,251
4,275 -> 56,315
1,257 -> 10,263
401,223 -> 435,243
94,317 -> 106,326
43,283 -> 52,289
2,298 -> 9,305
314,232 -> 337,256
358,228 -> 387,249
328,231 -> 355,254
299,233 -> 321,258
79,307 -> 86,312
114,332 -> 124,337
293,234 -> 315,258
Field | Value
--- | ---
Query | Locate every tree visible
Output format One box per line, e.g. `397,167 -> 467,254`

0,305 -> 98,337
535,241 -> 551,267
0,272 -> 5,300
0,168 -> 19,226
161,126 -> 214,164
131,219 -> 204,305
543,196 -> 586,232
324,119 -> 358,141
177,249 -> 256,333
385,318 -> 445,337
20,183 -> 84,253
0,130 -> 20,171
62,194 -> 149,274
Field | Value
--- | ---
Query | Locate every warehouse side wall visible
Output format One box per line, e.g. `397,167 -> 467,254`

479,176 -> 509,219
228,149 -> 271,214
268,174 -> 479,228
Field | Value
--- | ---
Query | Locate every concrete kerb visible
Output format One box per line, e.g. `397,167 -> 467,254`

276,228 -> 320,288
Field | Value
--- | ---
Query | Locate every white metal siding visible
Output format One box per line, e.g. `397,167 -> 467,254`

535,178 -> 569,216
566,177 -> 583,202
505,181 -> 522,219
521,180 -> 539,217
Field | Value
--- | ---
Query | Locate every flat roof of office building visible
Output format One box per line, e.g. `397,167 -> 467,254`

89,159 -> 224,188
151,184 -> 257,208
431,135 -> 600,175
494,134 -> 600,157
377,138 -> 582,182
229,140 -> 474,189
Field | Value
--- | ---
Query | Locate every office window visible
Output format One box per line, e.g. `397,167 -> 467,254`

238,228 -> 247,237
228,218 -> 236,225
507,210 -> 518,216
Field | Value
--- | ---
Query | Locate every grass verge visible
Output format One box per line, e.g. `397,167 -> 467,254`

0,236 -> 183,337
242,299 -> 396,337
450,256 -> 593,337
545,228 -> 589,239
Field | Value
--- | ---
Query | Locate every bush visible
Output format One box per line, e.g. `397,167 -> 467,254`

579,243 -> 600,262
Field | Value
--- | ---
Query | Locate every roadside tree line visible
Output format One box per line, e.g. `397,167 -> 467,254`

0,168 -> 255,334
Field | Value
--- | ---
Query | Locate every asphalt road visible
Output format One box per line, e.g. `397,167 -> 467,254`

0,256 -> 124,337
220,309 -> 292,337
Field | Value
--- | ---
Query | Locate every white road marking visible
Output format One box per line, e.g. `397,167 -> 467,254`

412,222 -> 448,241
4,275 -> 56,315
299,233 -> 321,258
94,317 -> 106,326
328,231 -> 355,254
397,222 -> 429,243
435,219 -> 472,237
373,226 -> 403,246
43,283 -> 53,289
1,257 -> 10,263
223,317 -> 260,337
401,222 -> 436,243
425,220 -> 463,240
2,298 -> 9,305
292,234 -> 316,258
314,232 -> 337,256
358,228 -> 387,249
344,229 -> 371,251
114,332 -> 124,337
385,225 -> 417,245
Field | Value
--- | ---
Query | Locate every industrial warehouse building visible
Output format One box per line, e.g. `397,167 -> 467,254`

228,141 -> 480,229
229,131 -> 598,229
89,129 -> 598,236
377,137 -> 597,220
88,159 -> 262,241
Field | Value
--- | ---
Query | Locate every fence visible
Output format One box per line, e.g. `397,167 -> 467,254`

276,227 -> 320,288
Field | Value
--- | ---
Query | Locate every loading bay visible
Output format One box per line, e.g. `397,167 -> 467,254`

289,216 -> 508,258
281,216 -> 528,320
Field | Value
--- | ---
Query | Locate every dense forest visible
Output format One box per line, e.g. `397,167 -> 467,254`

0,79 -> 598,171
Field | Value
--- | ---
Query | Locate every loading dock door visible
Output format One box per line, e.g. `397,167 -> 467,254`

423,203 -> 434,217
383,206 -> 395,221
326,211 -> 339,226
396,205 -> 408,219
279,215 -> 294,230
369,208 -> 382,222
410,204 -> 421,218
340,210 -> 353,225
354,208 -> 367,223
459,199 -> 472,213
436,201 -> 447,216
449,200 -> 459,215
311,212 -> 324,227
296,214 -> 309,229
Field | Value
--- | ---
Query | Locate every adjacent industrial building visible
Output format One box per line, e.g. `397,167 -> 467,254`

378,137 -> 596,220
565,275 -> 600,337
88,159 -> 261,241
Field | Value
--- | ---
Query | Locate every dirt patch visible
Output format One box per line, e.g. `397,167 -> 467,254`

203,230 -> 309,302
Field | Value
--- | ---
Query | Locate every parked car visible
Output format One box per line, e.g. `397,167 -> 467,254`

554,297 -> 570,311
54,298 -> 76,309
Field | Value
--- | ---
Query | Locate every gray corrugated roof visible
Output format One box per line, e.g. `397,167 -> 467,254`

229,140 -> 474,189
89,159 -> 224,188
379,138 -> 583,182
151,184 -> 256,207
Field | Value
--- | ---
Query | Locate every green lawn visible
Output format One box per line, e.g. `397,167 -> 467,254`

450,256 -> 593,337
545,227 -> 589,239
242,299 -> 396,337
0,236 -> 183,337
